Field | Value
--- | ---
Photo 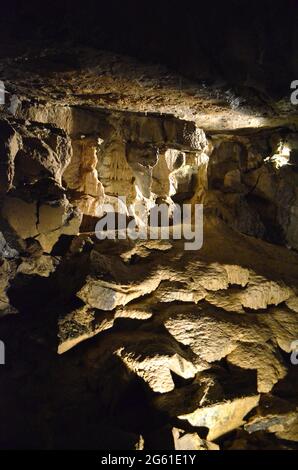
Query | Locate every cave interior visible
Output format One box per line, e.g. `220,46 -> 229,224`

0,0 -> 298,451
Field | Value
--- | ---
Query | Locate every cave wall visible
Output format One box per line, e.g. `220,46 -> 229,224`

2,104 -> 298,254
1,102 -> 298,450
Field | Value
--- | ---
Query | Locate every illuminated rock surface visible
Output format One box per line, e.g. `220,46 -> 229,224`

0,2 -> 298,450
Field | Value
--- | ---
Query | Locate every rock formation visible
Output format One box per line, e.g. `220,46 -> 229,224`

0,0 -> 298,451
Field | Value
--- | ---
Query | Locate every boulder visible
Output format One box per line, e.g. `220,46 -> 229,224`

17,255 -> 59,277
84,330 -> 201,393
179,395 -> 260,441
245,396 -> 298,442
227,342 -> 287,393
172,428 -> 219,451
58,305 -> 114,354
162,304 -> 270,364
2,196 -> 82,253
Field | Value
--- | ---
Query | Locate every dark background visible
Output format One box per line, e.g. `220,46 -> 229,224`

0,0 -> 298,96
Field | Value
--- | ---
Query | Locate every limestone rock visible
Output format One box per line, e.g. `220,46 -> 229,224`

259,307 -> 298,353
156,370 -> 260,442
224,264 -> 249,287
179,395 -> 260,441
0,118 -> 72,192
0,120 -> 21,193
185,262 -> 229,291
122,115 -> 207,151
77,251 -> 162,310
116,333 -> 200,393
84,330 -> 200,394
77,275 -> 161,311
2,196 -> 82,253
155,281 -> 205,304
227,342 -> 287,393
240,277 -> 293,310
2,197 -> 38,240
0,259 -> 17,316
208,141 -> 248,190
114,303 -> 153,321
17,255 -> 59,277
0,232 -> 19,259
172,428 -> 219,451
97,139 -> 136,205
205,288 -> 245,313
63,137 -> 105,216
126,142 -> 159,199
14,133 -> 71,187
276,417 -> 298,442
162,304 -> 270,364
1,40 -> 298,451
245,396 -> 298,442
58,305 -> 114,354
36,200 -> 82,253
205,276 -> 294,313
286,296 -> 298,312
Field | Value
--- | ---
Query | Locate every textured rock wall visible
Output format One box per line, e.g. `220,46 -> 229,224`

0,103 -> 298,450
205,128 -> 298,249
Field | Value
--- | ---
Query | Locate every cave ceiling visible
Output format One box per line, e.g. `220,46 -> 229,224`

1,0 -> 298,453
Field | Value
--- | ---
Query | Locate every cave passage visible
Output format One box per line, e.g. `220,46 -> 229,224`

0,0 -> 298,452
